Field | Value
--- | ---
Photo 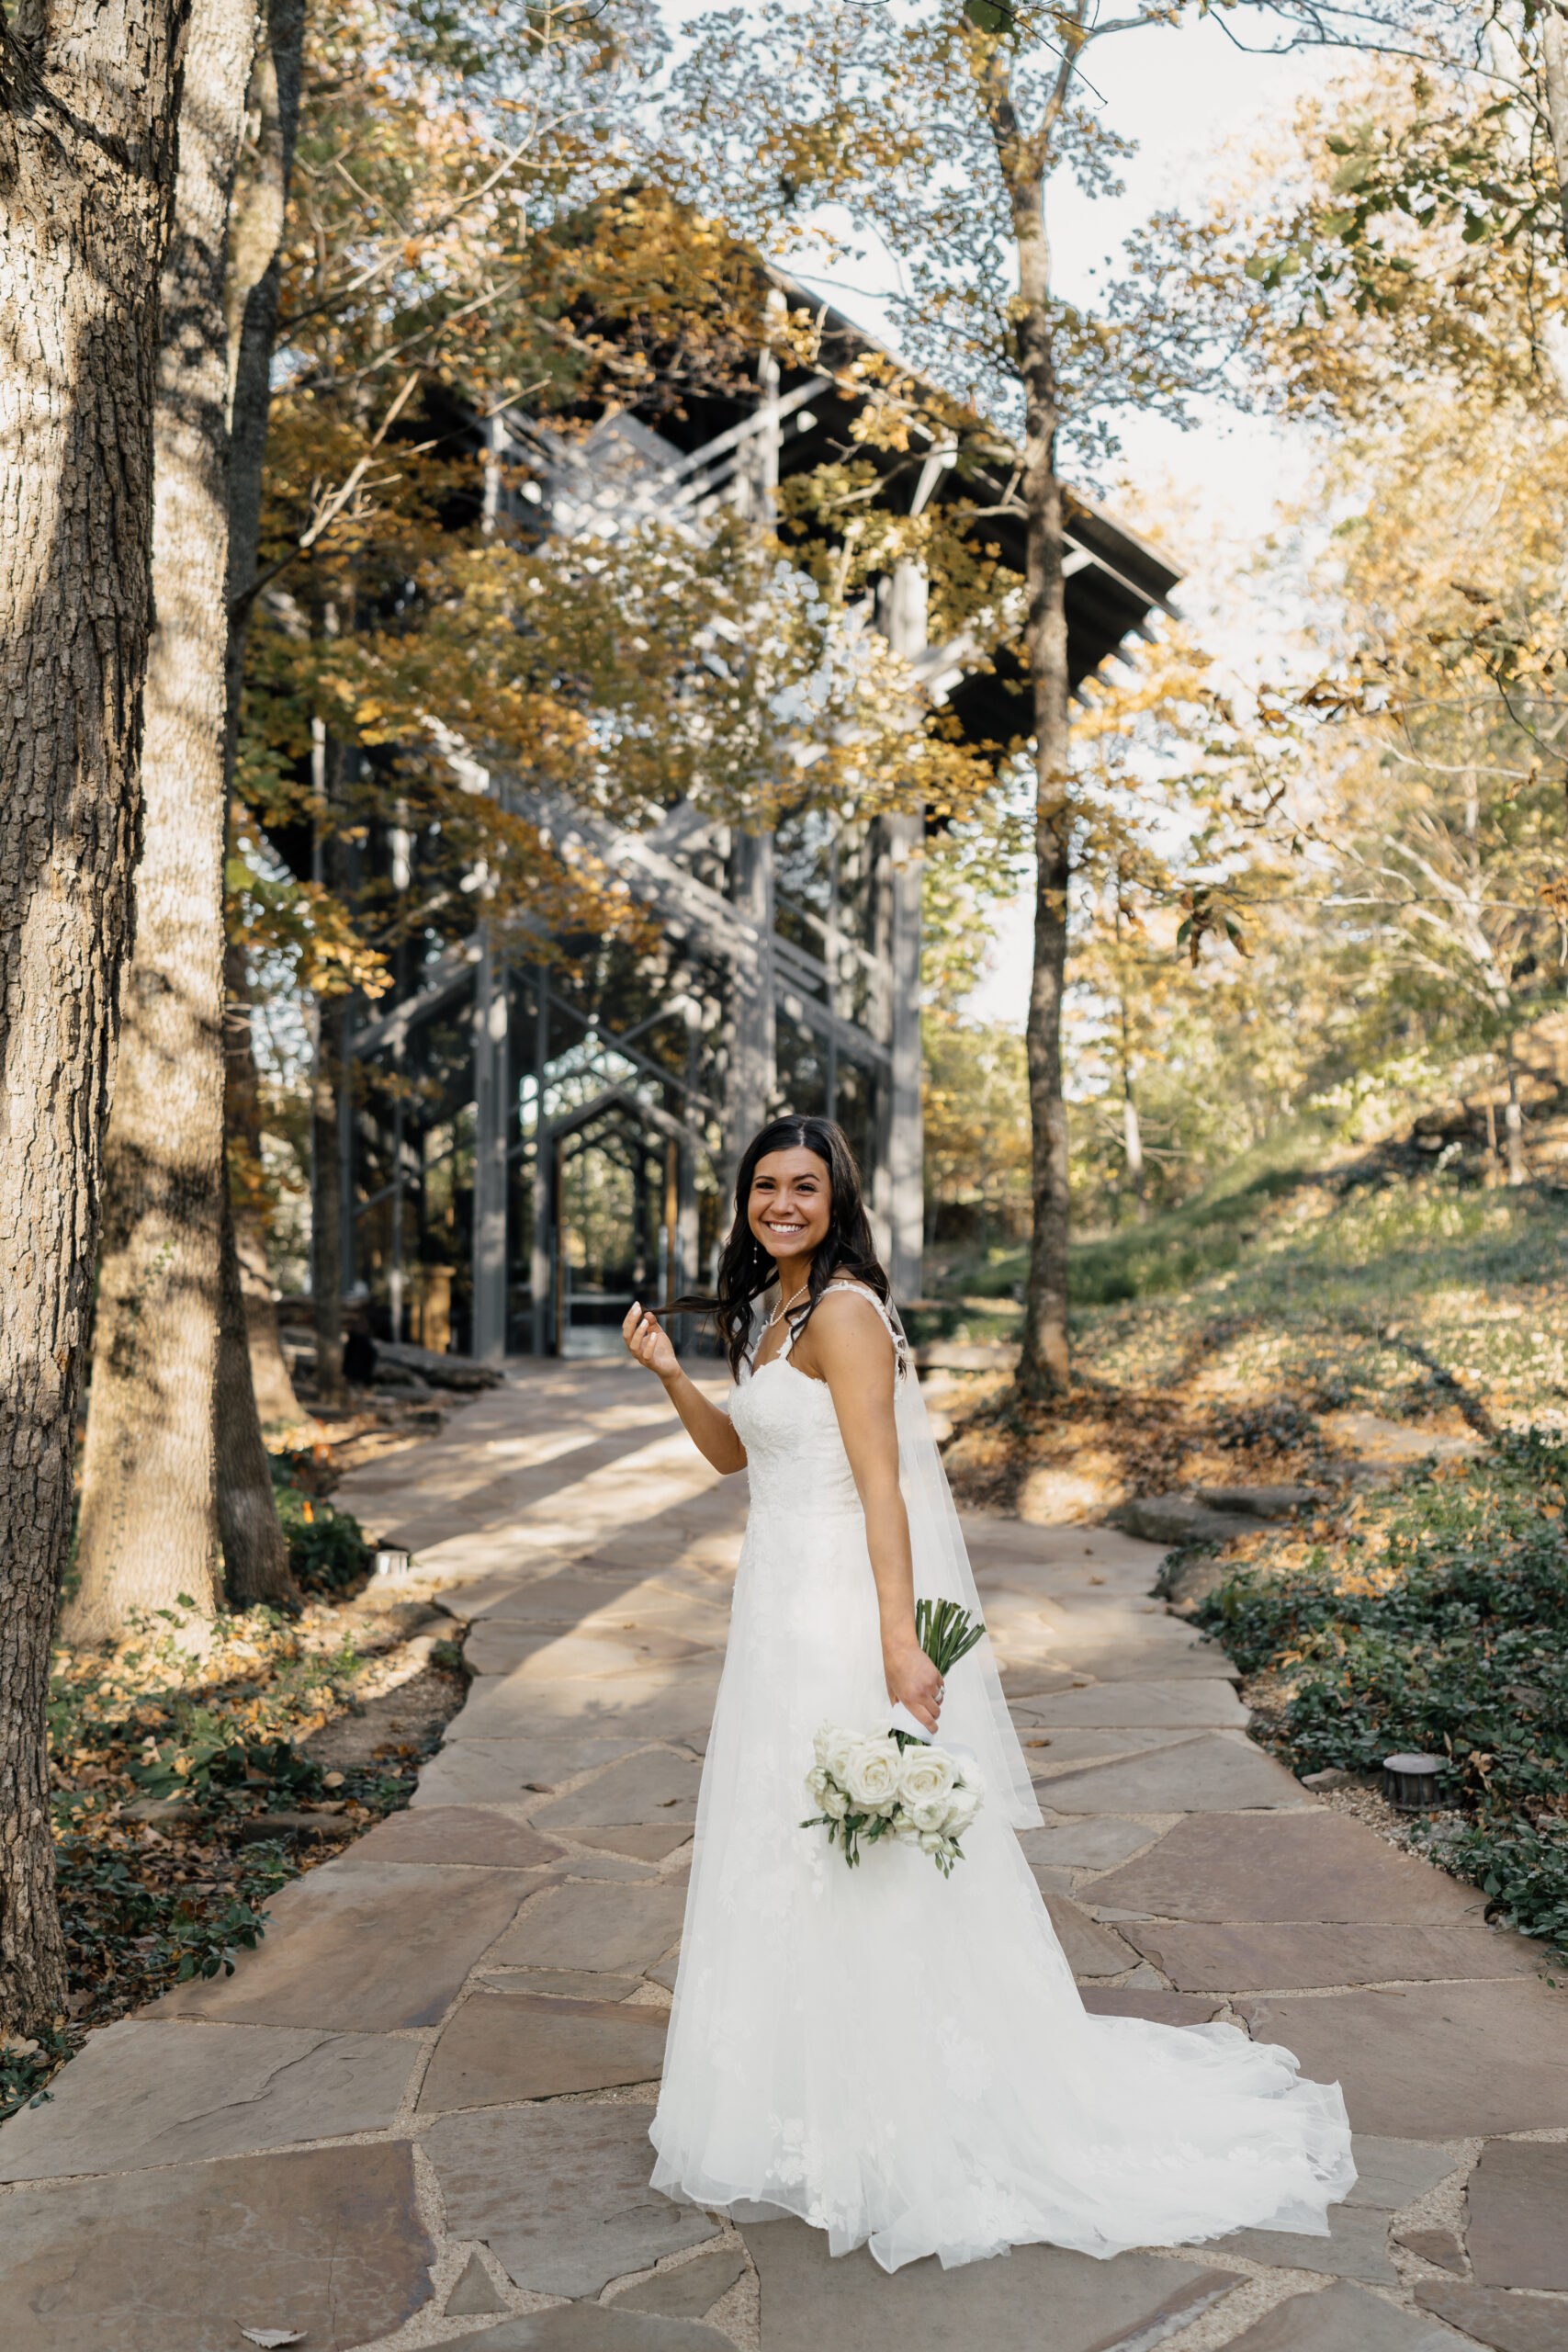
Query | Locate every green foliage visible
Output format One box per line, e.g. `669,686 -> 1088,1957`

1195,1430 -> 1568,1955
0,2024 -> 75,2124
274,1487 -> 373,1594
58,1842 -> 288,1992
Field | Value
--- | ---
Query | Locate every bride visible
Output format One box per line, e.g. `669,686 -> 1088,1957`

622,1114 -> 1354,2274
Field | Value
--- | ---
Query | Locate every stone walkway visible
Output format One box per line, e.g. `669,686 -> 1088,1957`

5,1360 -> 1567,2352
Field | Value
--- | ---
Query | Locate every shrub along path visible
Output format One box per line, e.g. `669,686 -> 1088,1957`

2,1362 -> 1564,2352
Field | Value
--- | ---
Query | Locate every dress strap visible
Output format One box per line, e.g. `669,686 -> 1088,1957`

821,1281 -> 910,1376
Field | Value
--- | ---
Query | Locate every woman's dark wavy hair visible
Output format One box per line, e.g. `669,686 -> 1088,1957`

668,1116 -> 889,1379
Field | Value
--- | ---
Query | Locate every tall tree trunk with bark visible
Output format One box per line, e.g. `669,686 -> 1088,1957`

67,0 -> 261,1645
0,0 -> 189,2033
1542,2 -> 1568,265
977,32 -> 1076,1398
224,930 -> 302,1422
311,986 -> 349,1410
217,1177 -> 300,1605
220,0 -> 306,1431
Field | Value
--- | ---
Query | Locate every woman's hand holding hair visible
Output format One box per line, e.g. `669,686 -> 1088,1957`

621,1303 -> 748,1476
623,1303 -> 680,1382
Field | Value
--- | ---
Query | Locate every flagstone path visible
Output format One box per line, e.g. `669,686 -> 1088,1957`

6,1360 -> 1568,2352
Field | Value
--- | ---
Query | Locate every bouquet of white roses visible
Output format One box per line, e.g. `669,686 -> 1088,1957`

803,1725 -> 985,1875
801,1600 -> 988,1876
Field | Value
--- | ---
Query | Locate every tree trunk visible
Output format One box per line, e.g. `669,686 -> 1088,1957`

220,0 -> 307,1441
311,988 -> 349,1409
1505,1053 -> 1527,1186
1543,3 -> 1568,266
1011,176 -> 1073,1394
223,0 -> 304,798
225,931 -> 302,1421
68,0 -> 261,1646
1122,1084 -> 1145,1219
0,0 -> 189,2033
217,1180 -> 302,1607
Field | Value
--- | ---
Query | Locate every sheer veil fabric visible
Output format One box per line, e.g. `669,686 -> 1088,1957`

648,1284 -> 1355,2272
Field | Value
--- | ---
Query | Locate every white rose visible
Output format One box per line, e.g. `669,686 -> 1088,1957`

893,1813 -> 923,1842
821,1785 -> 850,1819
908,1796 -> 953,1835
821,1726 -> 860,1785
841,1736 -> 902,1812
898,1745 -> 956,1810
805,1766 -> 829,1804
919,1829 -> 947,1853
942,1782 -> 983,1837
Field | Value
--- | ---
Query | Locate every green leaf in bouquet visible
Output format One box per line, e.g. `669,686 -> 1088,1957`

915,1597 -> 987,1677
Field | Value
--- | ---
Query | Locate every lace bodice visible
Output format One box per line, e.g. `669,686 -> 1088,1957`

728,1283 -> 908,1521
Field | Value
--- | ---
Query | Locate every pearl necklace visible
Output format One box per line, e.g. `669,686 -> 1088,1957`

763,1283 -> 811,1331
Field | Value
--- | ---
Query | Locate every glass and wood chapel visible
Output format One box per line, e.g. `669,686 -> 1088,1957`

309,284 -> 1179,1361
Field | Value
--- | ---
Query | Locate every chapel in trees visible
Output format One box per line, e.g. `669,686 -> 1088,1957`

311,273 -> 1179,1360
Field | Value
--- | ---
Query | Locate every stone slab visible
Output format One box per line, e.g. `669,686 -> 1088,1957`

1037,1733 -> 1309,1813
534,1751 -> 704,1831
441,1570 -> 615,1622
1043,1891 -> 1137,1977
464,1625 -> 713,1678
1018,1818 -> 1160,1871
1220,2281 -> 1461,2352
1238,1982 -> 1568,2137
1466,2139 -> 1568,2290
422,2102 -> 716,2298
576,1824 -> 694,1861
1079,1987 -> 1228,2026
417,1989 -> 667,2109
481,1967 -> 643,2001
0,2139 -> 433,2351
446,2251 -> 508,2314
456,1672 -> 722,1742
1089,1813 -> 1483,1927
1222,2205 -> 1398,2284
1345,2139 -> 1462,2211
493,1880 -> 687,1973
350,1804 -> 565,1870
1013,1679 -> 1250,1728
1415,2283 -> 1568,2352
151,1859 -> 533,2030
612,2246 -> 749,2318
0,2018 -> 415,2181
1022,1726 -> 1198,1774
412,1737 -> 643,1806
1126,1922 -> 1540,1992
1398,2227 -> 1465,2272
739,2219 -> 1235,2352
460,2312 -> 730,2351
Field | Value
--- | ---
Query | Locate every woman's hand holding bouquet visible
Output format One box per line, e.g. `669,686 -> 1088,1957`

802,1601 -> 987,1876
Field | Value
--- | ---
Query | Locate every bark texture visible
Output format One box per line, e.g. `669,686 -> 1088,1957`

311,986 -> 349,1410
0,0 -> 190,2031
977,34 -> 1074,1397
223,0 -> 303,787
217,1182 -> 301,1606
225,932 -> 302,1422
1543,2 -> 1568,266
68,0 -> 261,1645
222,0 -> 306,1430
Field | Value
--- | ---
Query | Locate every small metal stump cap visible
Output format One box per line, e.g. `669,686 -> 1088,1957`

1382,1751 -> 1446,1807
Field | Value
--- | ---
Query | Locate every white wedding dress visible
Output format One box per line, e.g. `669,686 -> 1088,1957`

649,1287 -> 1355,2272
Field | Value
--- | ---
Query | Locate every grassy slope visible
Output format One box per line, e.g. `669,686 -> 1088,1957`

931,1132 -> 1568,1514
930,1130 -> 1568,1959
